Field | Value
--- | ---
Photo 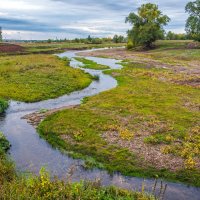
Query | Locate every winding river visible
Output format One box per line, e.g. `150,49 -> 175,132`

0,49 -> 200,200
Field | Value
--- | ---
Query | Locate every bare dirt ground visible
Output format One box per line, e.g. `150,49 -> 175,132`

0,43 -> 24,53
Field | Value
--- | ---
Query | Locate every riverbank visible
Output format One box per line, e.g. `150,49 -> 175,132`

0,133 -> 155,200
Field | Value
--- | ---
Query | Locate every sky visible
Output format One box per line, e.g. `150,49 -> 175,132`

0,0 -> 189,40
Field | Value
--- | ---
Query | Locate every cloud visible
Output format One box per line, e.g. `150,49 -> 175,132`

0,0 -> 188,40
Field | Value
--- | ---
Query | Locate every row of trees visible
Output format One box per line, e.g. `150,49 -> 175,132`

46,35 -> 127,44
165,32 -> 190,40
47,37 -> 111,44
126,0 -> 200,49
112,35 -> 127,43
64,35 -> 127,44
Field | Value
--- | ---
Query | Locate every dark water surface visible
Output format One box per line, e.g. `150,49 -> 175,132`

0,49 -> 199,200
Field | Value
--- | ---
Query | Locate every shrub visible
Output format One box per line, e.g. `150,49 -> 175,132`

0,132 -> 10,152
0,98 -> 8,113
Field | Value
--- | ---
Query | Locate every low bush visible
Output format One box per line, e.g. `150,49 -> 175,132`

0,98 -> 8,113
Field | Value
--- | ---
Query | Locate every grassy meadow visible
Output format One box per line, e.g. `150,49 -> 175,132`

0,54 -> 92,102
0,40 -> 199,198
38,40 -> 200,186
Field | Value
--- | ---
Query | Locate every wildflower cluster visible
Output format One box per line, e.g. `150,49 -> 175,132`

106,124 -> 134,141
162,126 -> 200,169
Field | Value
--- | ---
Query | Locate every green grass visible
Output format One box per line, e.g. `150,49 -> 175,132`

0,169 -> 155,200
0,132 -> 10,152
75,57 -> 110,70
38,62 -> 200,186
0,98 -> 8,113
139,40 -> 200,65
0,132 -> 16,185
0,54 -> 92,102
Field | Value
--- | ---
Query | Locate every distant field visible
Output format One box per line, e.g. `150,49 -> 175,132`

0,42 -> 125,55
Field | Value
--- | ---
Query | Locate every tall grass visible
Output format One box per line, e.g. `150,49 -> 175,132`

0,133 -> 155,199
0,167 -> 156,200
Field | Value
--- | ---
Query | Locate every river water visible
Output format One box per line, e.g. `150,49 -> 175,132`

0,49 -> 199,200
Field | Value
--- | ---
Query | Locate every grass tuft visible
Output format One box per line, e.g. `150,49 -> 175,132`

75,57 -> 110,70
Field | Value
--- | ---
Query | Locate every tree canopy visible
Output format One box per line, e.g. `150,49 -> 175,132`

126,3 -> 170,49
112,35 -> 126,43
185,0 -> 200,42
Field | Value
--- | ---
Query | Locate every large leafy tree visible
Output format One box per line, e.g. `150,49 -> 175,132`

185,0 -> 200,42
126,3 -> 170,49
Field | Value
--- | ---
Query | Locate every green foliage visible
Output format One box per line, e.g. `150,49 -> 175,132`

92,74 -> 100,81
0,133 -> 15,185
0,98 -> 8,113
47,39 -> 52,43
0,132 -> 10,153
165,31 -> 189,40
75,57 -> 110,70
126,40 -> 134,49
113,35 -> 126,43
185,0 -> 200,42
126,3 -> 170,48
87,35 -> 92,42
0,168 -> 155,200
0,54 -> 92,102
59,56 -> 71,65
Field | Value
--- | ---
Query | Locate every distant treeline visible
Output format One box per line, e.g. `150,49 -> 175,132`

2,35 -> 127,44
165,31 -> 192,40
2,32 -> 192,44
45,35 -> 127,44
44,33 -> 192,44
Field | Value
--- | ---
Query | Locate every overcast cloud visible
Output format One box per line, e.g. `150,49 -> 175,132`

0,0 -> 189,40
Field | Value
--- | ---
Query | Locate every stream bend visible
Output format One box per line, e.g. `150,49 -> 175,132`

0,49 -> 199,200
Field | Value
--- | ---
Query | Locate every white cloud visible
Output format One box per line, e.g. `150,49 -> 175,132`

0,0 -> 188,39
